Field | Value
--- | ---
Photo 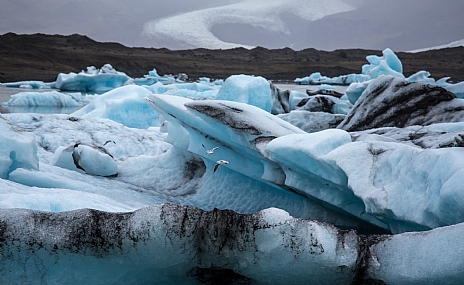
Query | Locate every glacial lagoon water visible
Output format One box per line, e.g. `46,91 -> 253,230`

0,83 -> 348,115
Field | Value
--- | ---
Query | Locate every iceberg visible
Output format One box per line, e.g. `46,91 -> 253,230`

215,74 -> 273,112
2,80 -> 55,89
162,81 -> 220,100
1,204 -> 464,284
362,48 -> 403,79
435,77 -> 464,99
71,85 -> 160,129
294,48 -> 401,86
0,116 -> 38,179
132,68 -> 187,85
339,75 -> 464,131
2,91 -> 93,107
295,72 -> 370,85
55,64 -> 131,92
144,94 -> 377,231
0,205 -> 360,285
52,142 -> 118,177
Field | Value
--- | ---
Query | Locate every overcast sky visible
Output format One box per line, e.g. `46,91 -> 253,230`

1,0 -> 463,51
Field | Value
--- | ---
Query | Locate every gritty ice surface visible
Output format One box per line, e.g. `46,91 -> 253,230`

0,204 -> 360,285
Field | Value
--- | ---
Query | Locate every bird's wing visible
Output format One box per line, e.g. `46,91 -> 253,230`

212,146 -> 220,151
213,163 -> 220,173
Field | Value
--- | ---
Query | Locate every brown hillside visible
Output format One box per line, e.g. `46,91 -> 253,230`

1,33 -> 463,83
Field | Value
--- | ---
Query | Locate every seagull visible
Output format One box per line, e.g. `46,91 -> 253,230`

103,140 -> 116,146
202,144 -> 220,154
213,160 -> 229,173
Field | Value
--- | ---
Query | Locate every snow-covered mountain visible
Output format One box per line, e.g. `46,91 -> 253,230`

409,39 -> 464,53
142,0 -> 354,50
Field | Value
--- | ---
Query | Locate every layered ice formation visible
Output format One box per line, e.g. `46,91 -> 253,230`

55,64 -> 131,92
2,80 -> 55,89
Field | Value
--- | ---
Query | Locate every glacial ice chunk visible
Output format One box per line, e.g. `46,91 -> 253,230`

266,129 -> 352,184
326,140 -> 464,232
295,72 -> 370,85
215,74 -> 272,112
339,76 -> 464,131
2,91 -> 92,107
0,116 -> 38,179
145,94 -> 377,230
435,77 -> 464,99
367,222 -> 464,284
52,142 -> 117,177
2,80 -> 55,89
406,70 -> 436,84
72,143 -> 117,176
277,111 -> 346,133
0,204 -> 359,285
55,64 -> 130,92
132,68 -> 185,85
362,48 -> 403,79
72,85 -> 160,129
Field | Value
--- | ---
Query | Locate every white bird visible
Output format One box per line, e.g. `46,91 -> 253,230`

202,144 -> 220,154
103,140 -> 116,146
213,160 -> 229,173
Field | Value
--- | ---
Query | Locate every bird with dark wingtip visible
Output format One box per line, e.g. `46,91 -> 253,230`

202,144 -> 220,154
213,160 -> 229,172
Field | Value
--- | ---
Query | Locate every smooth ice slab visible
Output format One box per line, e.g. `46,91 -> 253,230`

366,222 -> 464,284
0,116 -> 38,179
215,74 -> 273,112
55,64 -> 130,92
72,85 -> 160,129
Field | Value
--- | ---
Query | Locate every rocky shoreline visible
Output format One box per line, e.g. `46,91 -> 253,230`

1,32 -> 464,83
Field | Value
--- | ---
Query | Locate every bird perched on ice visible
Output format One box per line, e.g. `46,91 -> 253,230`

213,160 -> 229,173
202,144 -> 220,154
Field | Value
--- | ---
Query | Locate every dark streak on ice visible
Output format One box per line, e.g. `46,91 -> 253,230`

185,103 -> 262,135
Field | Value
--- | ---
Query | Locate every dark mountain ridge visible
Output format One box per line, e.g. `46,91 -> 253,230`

1,33 -> 463,83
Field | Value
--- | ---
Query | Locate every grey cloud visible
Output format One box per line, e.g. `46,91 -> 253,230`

1,0 -> 463,51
